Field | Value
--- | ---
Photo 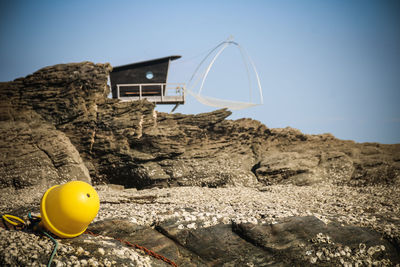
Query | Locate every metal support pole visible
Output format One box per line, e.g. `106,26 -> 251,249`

170,103 -> 179,113
117,85 -> 120,99
182,85 -> 185,103
139,84 -> 142,100
161,84 -> 164,102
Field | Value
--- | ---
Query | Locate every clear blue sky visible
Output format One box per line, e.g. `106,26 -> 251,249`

1,0 -> 399,144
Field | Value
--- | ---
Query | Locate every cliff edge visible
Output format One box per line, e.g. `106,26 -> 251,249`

1,61 -> 398,191
1,62 -> 400,266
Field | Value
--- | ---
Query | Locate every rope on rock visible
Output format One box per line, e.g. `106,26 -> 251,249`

28,212 -> 58,267
1,213 -> 177,267
1,213 -> 58,267
41,230 -> 58,267
2,214 -> 26,228
85,230 -> 178,267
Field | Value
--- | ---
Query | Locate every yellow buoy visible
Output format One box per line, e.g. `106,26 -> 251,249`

39,181 -> 100,238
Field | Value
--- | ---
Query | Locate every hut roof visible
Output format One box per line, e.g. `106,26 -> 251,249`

112,55 -> 181,72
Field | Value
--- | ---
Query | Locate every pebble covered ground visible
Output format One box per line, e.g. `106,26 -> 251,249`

96,184 -> 400,239
1,183 -> 399,266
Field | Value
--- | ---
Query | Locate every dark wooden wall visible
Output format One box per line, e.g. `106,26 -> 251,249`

110,60 -> 169,98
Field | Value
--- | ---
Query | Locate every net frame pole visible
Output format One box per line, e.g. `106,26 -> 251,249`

187,36 -> 264,109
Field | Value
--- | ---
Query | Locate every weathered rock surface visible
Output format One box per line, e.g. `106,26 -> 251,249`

0,100 -> 90,191
1,183 -> 400,266
234,216 -> 399,265
88,219 -> 206,266
1,61 -> 399,190
252,128 -> 400,186
157,218 -> 278,266
1,61 -> 400,266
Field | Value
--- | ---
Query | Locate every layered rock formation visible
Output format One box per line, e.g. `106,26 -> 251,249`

1,61 -> 400,266
0,93 -> 90,191
1,61 -> 399,191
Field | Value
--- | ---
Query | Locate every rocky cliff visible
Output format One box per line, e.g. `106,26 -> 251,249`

1,61 -> 399,191
1,62 -> 399,266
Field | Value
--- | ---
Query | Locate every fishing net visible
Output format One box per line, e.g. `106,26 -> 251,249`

187,36 -> 263,110
187,90 -> 259,110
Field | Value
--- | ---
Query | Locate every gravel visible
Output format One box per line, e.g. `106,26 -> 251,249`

1,182 -> 399,266
95,183 -> 400,239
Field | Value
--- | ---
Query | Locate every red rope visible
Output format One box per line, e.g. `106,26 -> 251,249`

85,230 -> 177,267
1,220 -> 178,266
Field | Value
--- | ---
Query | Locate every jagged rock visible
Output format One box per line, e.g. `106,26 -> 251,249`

0,100 -> 90,190
253,137 -> 400,186
87,219 -> 207,266
157,218 -> 278,266
253,150 -> 354,186
76,216 -> 399,266
0,56 -> 398,267
233,216 -> 400,265
1,61 -> 399,190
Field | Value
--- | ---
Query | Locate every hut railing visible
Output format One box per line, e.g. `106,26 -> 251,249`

116,83 -> 185,103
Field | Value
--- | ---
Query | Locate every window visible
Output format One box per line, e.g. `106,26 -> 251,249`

146,71 -> 154,80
